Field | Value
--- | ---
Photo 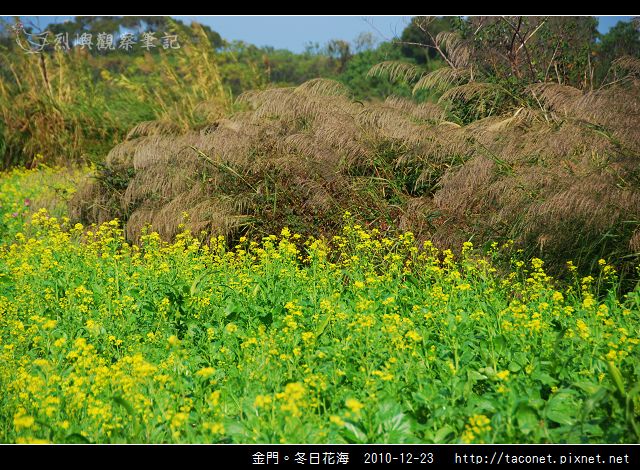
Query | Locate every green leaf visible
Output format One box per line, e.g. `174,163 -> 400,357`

112,395 -> 134,416
546,410 -> 575,426
342,421 -> 368,443
190,272 -> 211,296
492,335 -> 506,354
478,366 -> 496,379
508,361 -> 522,372
469,398 -> 497,413
468,370 -> 488,381
223,420 -> 247,442
574,381 -> 601,395
606,362 -> 626,396
545,394 -> 578,426
516,404 -> 538,435
434,425 -> 454,443
580,423 -> 604,438
532,370 -> 558,386
64,433 -> 92,443
315,313 -> 332,338
411,391 -> 432,406
371,401 -> 416,443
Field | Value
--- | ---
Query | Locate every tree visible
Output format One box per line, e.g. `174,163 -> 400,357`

353,32 -> 377,53
46,16 -> 225,49
369,16 -> 606,123
456,16 -> 599,86
596,20 -> 640,82
399,16 -> 456,63
325,39 -> 352,73
339,41 -> 416,100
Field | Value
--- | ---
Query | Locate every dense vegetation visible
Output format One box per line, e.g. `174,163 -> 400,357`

0,16 -> 639,444
72,45 -> 640,288
0,17 -> 424,169
1,168 -> 639,443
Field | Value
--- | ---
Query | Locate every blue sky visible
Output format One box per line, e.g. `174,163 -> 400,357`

6,16 -> 636,53
183,16 -> 635,52
176,16 -> 414,51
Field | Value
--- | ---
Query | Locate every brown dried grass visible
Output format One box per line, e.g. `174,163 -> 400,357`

71,78 -> 640,277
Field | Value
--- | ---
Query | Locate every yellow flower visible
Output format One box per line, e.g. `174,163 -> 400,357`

225,323 -> 238,334
282,382 -> 305,400
276,382 -> 306,417
496,370 -> 510,381
581,276 -> 594,286
13,414 -> 35,431
329,415 -> 345,426
346,398 -> 364,415
15,437 -> 48,444
576,319 -> 590,339
168,335 -> 181,347
531,258 -> 544,270
195,367 -> 216,378
85,319 -> 101,335
605,350 -> 618,361
405,330 -> 422,342
33,358 -> 49,368
171,412 -> 189,429
208,391 -> 221,407
254,395 -> 273,408
382,296 -> 395,305
462,414 -> 492,443
353,281 -> 365,289
203,422 -> 225,434
372,370 -> 394,381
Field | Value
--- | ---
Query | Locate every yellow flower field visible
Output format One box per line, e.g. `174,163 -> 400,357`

0,167 -> 639,443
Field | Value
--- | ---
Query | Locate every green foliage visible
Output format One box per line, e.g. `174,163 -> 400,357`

219,38 -> 426,101
460,16 -> 599,87
2,16 -> 441,168
399,16 -> 456,64
46,16 -> 225,50
234,43 -> 339,86
596,21 -> 640,82
0,165 -> 87,240
1,168 -> 639,443
0,20 -> 264,168
448,16 -> 600,122
370,16 -> 639,124
339,42 -> 417,100
360,19 -> 640,288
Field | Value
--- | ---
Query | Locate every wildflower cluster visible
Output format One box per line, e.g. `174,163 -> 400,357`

0,169 -> 639,443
